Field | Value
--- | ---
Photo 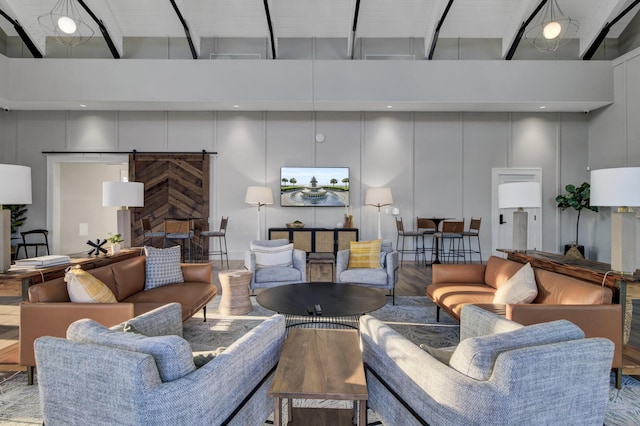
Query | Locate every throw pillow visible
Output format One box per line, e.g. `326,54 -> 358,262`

144,245 -> 184,290
492,262 -> 538,304
65,265 -> 117,303
67,319 -> 195,382
348,239 -> 382,269
449,319 -> 584,381
251,242 -> 294,268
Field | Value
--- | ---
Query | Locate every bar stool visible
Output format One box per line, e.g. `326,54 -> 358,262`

417,217 -> 437,266
434,220 -> 465,263
199,217 -> 229,268
395,217 -> 423,266
461,217 -> 482,263
141,218 -> 165,248
164,218 -> 194,262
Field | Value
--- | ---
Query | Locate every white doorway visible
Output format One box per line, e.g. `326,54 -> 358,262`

491,168 -> 542,255
46,154 -> 128,255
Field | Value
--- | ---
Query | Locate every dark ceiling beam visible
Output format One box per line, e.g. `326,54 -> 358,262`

0,9 -> 43,58
263,0 -> 277,59
169,0 -> 198,59
76,0 -> 120,59
349,0 -> 361,60
583,0 -> 640,60
505,0 -> 548,60
427,0 -> 454,60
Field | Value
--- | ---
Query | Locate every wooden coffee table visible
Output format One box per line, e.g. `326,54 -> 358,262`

269,328 -> 367,426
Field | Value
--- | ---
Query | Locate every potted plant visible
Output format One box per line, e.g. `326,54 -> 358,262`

106,232 -> 124,254
555,182 -> 598,257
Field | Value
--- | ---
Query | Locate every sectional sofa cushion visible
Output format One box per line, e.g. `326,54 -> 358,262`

67,318 -> 195,382
449,319 -> 584,380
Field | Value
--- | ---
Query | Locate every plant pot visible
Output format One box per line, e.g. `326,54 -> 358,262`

564,244 -> 584,258
110,243 -> 121,255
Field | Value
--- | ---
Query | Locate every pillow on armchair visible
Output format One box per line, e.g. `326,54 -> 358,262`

250,242 -> 294,268
348,239 -> 382,269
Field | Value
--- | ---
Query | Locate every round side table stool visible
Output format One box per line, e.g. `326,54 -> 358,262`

218,269 -> 252,315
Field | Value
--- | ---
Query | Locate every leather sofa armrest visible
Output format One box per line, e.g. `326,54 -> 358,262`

431,263 -> 486,284
19,302 -> 135,367
507,303 -> 623,368
180,263 -> 212,283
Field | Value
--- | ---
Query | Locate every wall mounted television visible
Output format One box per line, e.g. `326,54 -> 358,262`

280,167 -> 349,207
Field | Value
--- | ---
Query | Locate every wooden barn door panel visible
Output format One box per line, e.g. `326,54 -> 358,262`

130,154 -> 210,248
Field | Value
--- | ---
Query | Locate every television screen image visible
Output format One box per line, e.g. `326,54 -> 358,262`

281,167 -> 349,207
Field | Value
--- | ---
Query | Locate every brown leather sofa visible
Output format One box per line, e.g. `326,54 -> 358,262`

20,255 -> 216,384
427,255 -> 624,387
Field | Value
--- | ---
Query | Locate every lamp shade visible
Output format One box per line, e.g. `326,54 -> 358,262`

0,164 -> 32,204
590,167 -> 640,207
365,188 -> 393,207
102,182 -> 144,208
498,182 -> 541,209
245,186 -> 274,205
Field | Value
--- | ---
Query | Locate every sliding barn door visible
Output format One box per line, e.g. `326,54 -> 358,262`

130,153 -> 210,247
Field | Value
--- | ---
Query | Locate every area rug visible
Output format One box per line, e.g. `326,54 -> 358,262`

0,296 -> 638,425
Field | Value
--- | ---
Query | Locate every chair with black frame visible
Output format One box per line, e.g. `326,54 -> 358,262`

461,217 -> 482,264
199,216 -> 229,268
434,220 -> 465,263
15,229 -> 50,259
164,218 -> 194,262
395,217 -> 423,266
417,217 -> 437,266
141,218 -> 165,248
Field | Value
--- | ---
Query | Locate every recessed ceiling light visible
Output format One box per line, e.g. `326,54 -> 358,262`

386,105 -> 393,109
79,104 -> 87,108
233,105 -> 240,108
539,105 -> 546,109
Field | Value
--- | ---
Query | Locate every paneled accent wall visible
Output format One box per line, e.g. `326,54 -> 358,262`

130,153 -> 210,247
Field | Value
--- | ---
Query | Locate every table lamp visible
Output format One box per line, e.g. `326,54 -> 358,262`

245,186 -> 273,240
0,164 -> 32,271
365,187 -> 393,239
590,167 -> 640,274
102,181 -> 144,249
498,182 -> 541,251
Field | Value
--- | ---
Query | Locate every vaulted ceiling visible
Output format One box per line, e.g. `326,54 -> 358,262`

0,0 -> 639,60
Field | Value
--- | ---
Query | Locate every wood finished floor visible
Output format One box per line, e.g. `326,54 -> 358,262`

1,259 -> 639,368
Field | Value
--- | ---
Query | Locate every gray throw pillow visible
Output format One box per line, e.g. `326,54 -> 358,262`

144,245 -> 184,290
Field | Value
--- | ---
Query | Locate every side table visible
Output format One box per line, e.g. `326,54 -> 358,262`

307,252 -> 335,282
218,270 -> 252,315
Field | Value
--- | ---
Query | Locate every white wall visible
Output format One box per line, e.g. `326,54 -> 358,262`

1,109 -> 589,260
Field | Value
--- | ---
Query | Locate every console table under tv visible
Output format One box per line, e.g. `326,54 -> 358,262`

268,227 -> 358,256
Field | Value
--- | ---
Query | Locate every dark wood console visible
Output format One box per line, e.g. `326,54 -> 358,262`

268,227 -> 358,256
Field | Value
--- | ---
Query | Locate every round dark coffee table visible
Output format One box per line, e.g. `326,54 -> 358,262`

256,282 -> 387,329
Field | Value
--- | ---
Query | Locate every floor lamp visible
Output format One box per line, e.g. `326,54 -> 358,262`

590,167 -> 640,274
0,164 -> 32,272
245,186 -> 273,240
365,188 -> 393,240
102,182 -> 145,249
498,182 -> 541,252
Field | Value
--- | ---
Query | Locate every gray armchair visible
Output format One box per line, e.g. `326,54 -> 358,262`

34,303 -> 286,426
244,239 -> 307,290
336,239 -> 399,304
360,304 -> 614,425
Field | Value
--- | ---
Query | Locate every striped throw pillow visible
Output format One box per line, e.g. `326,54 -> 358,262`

251,243 -> 294,268
65,265 -> 117,303
348,239 -> 382,269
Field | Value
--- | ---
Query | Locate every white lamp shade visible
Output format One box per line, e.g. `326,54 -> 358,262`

498,182 -> 541,209
590,167 -> 640,207
365,187 -> 393,207
102,182 -> 145,207
0,164 -> 32,204
245,186 -> 274,205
